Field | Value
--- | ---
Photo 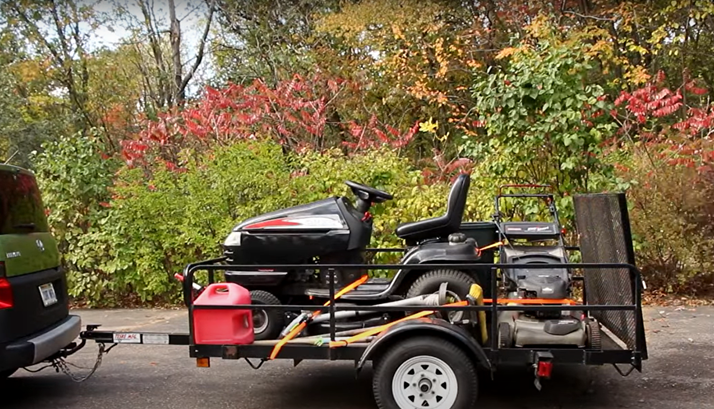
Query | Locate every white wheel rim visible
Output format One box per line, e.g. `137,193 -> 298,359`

392,355 -> 459,409
253,310 -> 269,334
442,290 -> 464,322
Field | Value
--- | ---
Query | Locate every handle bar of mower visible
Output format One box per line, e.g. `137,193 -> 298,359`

498,184 -> 553,195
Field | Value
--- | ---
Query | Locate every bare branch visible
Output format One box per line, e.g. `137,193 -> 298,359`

564,11 -> 615,22
179,4 -> 215,96
7,3 -> 64,66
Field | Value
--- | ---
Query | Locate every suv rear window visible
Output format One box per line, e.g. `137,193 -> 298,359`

0,169 -> 50,234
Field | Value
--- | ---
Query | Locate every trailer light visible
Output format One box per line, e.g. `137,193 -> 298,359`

537,361 -> 553,378
196,357 -> 210,368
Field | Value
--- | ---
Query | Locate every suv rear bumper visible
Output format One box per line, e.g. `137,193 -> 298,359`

0,315 -> 81,372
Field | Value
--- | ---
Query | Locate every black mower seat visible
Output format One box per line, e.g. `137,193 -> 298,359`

396,173 -> 470,244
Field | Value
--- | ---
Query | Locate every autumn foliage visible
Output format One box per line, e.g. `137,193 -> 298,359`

120,73 -> 419,171
18,0 -> 714,303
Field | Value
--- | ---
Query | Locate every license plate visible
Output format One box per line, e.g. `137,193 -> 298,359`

39,283 -> 58,307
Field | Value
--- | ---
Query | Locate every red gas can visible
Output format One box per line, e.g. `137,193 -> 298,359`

193,283 -> 254,345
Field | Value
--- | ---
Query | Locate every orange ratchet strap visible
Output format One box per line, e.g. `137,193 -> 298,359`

484,298 -> 579,305
269,274 -> 369,360
328,300 -> 469,348
476,240 -> 507,256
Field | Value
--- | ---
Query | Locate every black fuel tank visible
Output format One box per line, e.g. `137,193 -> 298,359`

223,197 -> 371,264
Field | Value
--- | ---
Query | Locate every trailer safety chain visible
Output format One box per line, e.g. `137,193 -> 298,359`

55,342 -> 117,383
23,342 -> 116,383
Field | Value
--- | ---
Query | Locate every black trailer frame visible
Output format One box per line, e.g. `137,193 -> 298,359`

81,259 -> 647,371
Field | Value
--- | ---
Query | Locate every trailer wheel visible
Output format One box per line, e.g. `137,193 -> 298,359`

372,336 -> 478,409
249,290 -> 284,340
406,269 -> 476,321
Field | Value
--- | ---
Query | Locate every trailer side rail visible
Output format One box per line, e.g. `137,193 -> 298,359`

166,260 -> 646,370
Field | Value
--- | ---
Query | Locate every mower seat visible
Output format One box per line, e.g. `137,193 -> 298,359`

396,173 -> 470,244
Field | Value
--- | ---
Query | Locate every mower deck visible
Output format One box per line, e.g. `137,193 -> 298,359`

305,277 -> 392,299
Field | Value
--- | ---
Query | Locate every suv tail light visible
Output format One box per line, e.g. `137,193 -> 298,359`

0,262 -> 13,309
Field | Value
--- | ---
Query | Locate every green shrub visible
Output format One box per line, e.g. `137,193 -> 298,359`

43,140 -> 487,305
31,130 -> 122,306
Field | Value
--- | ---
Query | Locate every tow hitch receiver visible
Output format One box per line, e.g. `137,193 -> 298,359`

533,351 -> 554,391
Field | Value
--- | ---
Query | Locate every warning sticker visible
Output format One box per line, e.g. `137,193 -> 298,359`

142,333 -> 170,344
113,333 -> 141,344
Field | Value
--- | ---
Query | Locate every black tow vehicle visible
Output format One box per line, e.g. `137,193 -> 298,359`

77,191 -> 648,409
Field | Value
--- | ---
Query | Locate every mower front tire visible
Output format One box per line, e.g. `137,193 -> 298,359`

249,290 -> 284,341
372,336 -> 478,409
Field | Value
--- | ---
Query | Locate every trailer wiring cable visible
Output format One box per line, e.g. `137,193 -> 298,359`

20,342 -> 117,383
613,363 -> 637,377
269,274 -> 369,360
243,358 -> 266,370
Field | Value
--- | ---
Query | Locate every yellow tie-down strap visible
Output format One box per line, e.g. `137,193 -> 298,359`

468,284 -> 488,345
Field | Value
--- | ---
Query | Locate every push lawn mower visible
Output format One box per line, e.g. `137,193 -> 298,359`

492,185 -> 600,349
220,174 -> 498,340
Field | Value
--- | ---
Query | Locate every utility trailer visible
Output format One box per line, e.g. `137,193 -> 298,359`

74,193 -> 647,409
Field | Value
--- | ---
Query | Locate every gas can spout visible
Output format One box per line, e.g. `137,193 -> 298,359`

174,273 -> 204,292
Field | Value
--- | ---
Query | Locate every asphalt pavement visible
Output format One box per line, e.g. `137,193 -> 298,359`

2,306 -> 713,409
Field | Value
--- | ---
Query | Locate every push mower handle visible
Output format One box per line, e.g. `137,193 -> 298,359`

498,184 -> 552,195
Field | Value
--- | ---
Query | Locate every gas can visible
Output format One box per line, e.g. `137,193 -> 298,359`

193,283 -> 254,345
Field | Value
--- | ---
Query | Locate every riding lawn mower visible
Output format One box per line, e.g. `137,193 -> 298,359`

214,176 -> 599,350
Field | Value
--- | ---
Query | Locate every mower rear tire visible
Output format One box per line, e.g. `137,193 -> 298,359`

372,336 -> 478,409
249,290 -> 284,341
406,269 -> 476,299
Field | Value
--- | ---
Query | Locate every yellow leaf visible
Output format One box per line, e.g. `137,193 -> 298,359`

495,47 -> 517,60
419,117 -> 439,133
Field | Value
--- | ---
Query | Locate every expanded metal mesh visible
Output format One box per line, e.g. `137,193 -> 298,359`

573,193 -> 643,353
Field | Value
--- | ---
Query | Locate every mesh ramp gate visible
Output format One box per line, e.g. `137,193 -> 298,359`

573,193 -> 647,359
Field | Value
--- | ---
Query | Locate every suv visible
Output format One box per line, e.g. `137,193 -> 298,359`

0,164 -> 80,379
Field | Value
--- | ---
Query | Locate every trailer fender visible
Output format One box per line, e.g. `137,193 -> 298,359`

355,317 -> 491,374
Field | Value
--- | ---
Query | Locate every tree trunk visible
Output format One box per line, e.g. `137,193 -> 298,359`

168,0 -> 185,105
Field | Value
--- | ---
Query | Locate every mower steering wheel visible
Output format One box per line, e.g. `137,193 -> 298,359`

345,180 -> 393,213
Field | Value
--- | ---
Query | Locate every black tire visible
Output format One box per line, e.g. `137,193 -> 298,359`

586,319 -> 602,350
372,336 -> 478,409
0,368 -> 17,380
405,269 -> 477,300
498,322 -> 512,348
249,290 -> 284,341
